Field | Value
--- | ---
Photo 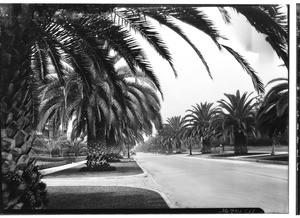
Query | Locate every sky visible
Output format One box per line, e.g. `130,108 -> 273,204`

137,7 -> 288,122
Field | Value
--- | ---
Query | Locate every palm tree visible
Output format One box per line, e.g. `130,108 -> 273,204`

218,90 -> 258,155
68,68 -> 162,169
62,139 -> 88,158
184,102 -> 219,153
256,77 -> 288,155
0,4 -> 287,209
159,116 -> 186,154
38,67 -> 162,170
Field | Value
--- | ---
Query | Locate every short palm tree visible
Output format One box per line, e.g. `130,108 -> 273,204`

218,90 -> 258,154
184,102 -> 219,153
256,77 -> 288,155
159,116 -> 186,154
62,139 -> 88,158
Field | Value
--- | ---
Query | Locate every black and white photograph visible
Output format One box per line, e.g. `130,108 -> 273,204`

0,2 -> 291,215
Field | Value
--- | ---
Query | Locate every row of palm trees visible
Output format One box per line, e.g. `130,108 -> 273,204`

1,5 -> 287,210
141,78 -> 288,155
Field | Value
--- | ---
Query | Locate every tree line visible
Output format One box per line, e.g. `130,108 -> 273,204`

136,79 -> 288,156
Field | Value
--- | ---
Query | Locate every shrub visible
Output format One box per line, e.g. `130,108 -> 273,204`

51,148 -> 61,157
83,154 -> 116,171
2,166 -> 48,210
65,157 -> 76,164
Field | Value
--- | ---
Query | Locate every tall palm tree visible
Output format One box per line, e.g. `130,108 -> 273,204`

218,90 -> 258,155
184,102 -> 219,153
1,4 -> 287,209
256,77 -> 288,155
69,70 -> 162,145
39,68 -> 162,170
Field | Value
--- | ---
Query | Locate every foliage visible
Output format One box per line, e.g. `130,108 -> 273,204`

218,90 -> 258,137
82,154 -> 116,172
62,140 -> 88,157
256,77 -> 288,139
2,166 -> 48,210
134,136 -> 167,153
183,102 -> 220,153
161,116 -> 186,152
218,90 -> 258,154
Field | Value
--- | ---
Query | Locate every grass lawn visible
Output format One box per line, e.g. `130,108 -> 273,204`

212,153 -> 266,157
211,152 -> 288,164
44,159 -> 143,178
243,154 -> 288,162
45,186 -> 169,210
42,159 -> 169,211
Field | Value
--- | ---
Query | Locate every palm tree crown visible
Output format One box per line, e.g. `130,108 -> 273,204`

183,102 -> 219,139
218,90 -> 258,154
256,77 -> 288,139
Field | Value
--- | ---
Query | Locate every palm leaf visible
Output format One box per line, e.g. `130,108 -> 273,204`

221,44 -> 265,93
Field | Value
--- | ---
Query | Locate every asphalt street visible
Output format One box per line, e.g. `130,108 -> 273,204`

134,152 -> 288,213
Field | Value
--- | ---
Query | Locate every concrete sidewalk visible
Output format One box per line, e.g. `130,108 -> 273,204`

40,160 -> 87,175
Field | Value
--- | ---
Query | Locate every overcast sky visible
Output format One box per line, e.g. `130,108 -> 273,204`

138,6 -> 288,122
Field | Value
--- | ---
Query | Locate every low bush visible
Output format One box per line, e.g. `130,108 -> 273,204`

84,154 -> 116,172
65,157 -> 76,164
2,166 -> 48,209
51,148 -> 61,157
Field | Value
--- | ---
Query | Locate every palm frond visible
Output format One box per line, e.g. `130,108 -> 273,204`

142,9 -> 213,79
218,7 -> 231,24
231,5 -> 288,67
221,44 -> 265,94
113,8 -> 178,76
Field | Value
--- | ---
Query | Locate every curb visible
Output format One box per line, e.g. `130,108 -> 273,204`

42,172 -> 148,182
184,153 -> 288,165
133,156 -> 176,208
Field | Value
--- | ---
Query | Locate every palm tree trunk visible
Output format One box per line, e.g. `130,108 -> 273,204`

127,144 -> 130,159
1,5 -> 48,210
234,131 -> 247,155
86,129 -> 114,171
202,139 -> 211,154
271,137 -> 276,155
199,137 -> 203,153
175,139 -> 182,153
229,132 -> 234,146
168,140 -> 173,154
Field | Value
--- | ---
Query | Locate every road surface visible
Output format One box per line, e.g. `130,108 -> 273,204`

134,153 -> 288,213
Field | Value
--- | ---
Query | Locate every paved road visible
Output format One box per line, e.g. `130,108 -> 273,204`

134,152 -> 288,213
